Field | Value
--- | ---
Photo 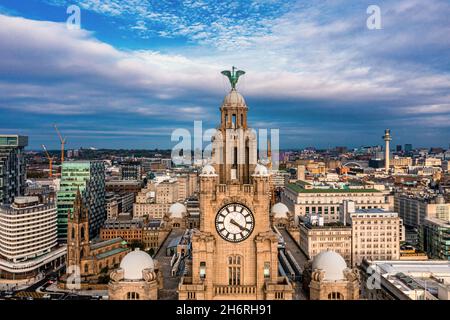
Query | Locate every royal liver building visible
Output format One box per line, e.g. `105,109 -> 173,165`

178,68 -> 294,300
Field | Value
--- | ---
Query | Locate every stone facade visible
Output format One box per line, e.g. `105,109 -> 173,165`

281,183 -> 390,224
308,269 -> 360,300
299,222 -> 352,265
63,190 -> 129,287
108,248 -> 162,300
109,267 -> 159,300
178,82 -> 293,300
302,251 -> 360,300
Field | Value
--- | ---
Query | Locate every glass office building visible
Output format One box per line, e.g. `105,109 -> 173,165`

0,135 -> 28,205
420,217 -> 450,261
56,161 -> 106,243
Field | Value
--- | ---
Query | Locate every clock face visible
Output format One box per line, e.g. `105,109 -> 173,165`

215,203 -> 255,243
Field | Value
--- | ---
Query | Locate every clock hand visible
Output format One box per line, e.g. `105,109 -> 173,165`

230,219 -> 248,232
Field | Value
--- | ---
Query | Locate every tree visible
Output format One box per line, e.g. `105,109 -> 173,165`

129,240 -> 145,250
100,266 -> 109,274
98,274 -> 110,284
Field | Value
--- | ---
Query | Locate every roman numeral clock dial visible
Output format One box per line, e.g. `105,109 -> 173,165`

215,204 -> 255,242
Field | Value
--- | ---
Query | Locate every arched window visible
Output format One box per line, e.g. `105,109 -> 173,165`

228,255 -> 242,286
80,249 -> 84,258
328,292 -> 343,300
84,264 -> 89,274
126,292 -> 140,300
71,227 -> 75,240
80,226 -> 85,241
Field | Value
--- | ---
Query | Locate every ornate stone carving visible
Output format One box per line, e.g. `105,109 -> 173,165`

110,268 -> 124,282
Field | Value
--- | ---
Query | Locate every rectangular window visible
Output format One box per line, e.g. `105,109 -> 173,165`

200,262 -> 206,279
264,262 -> 270,279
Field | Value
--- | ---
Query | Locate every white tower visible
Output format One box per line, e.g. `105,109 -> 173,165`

383,129 -> 392,173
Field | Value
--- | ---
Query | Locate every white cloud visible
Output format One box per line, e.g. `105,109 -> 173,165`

1,0 -> 450,148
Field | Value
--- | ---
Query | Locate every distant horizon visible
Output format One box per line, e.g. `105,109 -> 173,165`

24,144 -> 450,153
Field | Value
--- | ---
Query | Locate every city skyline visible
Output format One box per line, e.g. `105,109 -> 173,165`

0,0 -> 449,149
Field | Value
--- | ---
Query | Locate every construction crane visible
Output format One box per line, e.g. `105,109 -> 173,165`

53,124 -> 67,163
42,144 -> 54,178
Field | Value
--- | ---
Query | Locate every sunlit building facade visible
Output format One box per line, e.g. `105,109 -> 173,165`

56,161 -> 106,243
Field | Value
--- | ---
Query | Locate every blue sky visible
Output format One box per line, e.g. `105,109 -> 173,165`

0,0 -> 449,150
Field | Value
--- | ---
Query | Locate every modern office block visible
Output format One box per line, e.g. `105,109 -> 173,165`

0,135 -> 28,205
56,161 -> 106,243
0,196 -> 65,279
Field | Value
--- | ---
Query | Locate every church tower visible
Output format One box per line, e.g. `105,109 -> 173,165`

67,189 -> 90,273
178,68 -> 294,300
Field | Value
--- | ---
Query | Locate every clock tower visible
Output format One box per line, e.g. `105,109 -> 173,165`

178,68 -> 294,300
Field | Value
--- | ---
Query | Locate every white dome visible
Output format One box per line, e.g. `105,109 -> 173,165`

120,248 -> 154,280
312,250 -> 347,281
271,202 -> 289,219
168,202 -> 187,219
253,164 -> 269,176
200,164 -> 216,176
223,89 -> 246,107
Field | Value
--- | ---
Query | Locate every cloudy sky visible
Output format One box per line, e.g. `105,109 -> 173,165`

0,0 -> 449,150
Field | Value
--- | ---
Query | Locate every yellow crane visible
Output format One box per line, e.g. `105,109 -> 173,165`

41,144 -> 54,178
53,124 -> 67,163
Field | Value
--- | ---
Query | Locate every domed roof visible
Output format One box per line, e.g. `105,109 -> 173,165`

253,164 -> 269,176
312,250 -> 347,281
271,203 -> 289,219
120,248 -> 154,280
200,164 -> 216,176
168,202 -> 187,219
222,89 -> 246,107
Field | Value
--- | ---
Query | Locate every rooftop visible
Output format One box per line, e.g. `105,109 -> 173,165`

106,180 -> 142,185
287,183 -> 381,194
355,208 -> 393,214
90,237 -> 123,250
302,221 -> 351,229
366,260 -> 450,300
167,235 -> 182,248
0,135 -> 28,147
424,217 -> 450,228
96,247 -> 129,260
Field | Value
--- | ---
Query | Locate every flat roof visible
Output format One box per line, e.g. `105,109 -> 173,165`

368,260 -> 450,299
0,135 -> 28,147
287,183 -> 380,194
370,260 -> 450,276
13,196 -> 39,204
106,180 -> 141,185
425,217 -> 450,227
353,208 -> 397,215
167,236 -> 183,248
